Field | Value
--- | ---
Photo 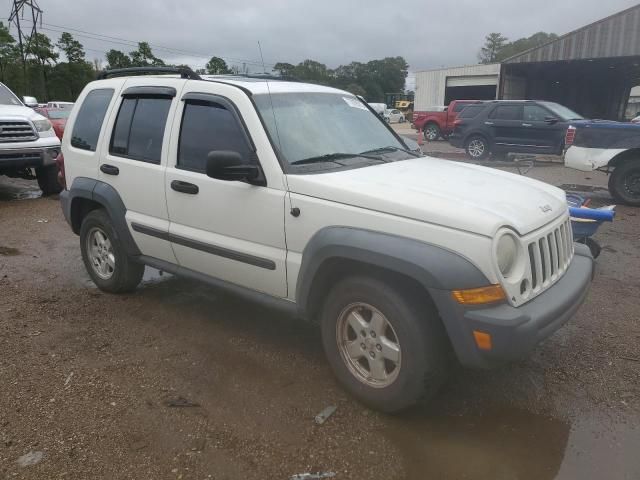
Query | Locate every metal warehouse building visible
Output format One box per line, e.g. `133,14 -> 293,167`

415,4 -> 640,120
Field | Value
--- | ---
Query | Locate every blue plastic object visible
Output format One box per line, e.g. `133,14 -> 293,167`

568,206 -> 615,222
571,220 -> 601,238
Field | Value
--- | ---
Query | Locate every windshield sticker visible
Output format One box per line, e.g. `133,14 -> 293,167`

343,96 -> 368,110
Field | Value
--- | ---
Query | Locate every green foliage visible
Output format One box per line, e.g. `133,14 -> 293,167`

105,49 -> 132,69
273,56 -> 409,102
205,56 -> 230,74
478,32 -> 508,64
57,32 -> 85,63
129,42 -> 164,67
494,32 -> 559,61
0,22 -> 18,84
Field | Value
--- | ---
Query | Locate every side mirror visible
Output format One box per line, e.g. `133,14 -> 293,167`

23,96 -> 38,108
544,116 -> 559,125
206,150 -> 264,185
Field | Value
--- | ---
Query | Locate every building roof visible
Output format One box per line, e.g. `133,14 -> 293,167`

504,4 -> 640,64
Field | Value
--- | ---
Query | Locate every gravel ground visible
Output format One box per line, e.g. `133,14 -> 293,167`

1,161 -> 639,479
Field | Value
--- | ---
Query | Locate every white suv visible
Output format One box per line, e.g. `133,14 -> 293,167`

59,67 -> 594,412
0,82 -> 62,195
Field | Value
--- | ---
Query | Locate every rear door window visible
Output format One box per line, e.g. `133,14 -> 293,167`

71,88 -> 114,151
453,102 -> 473,112
459,105 -> 485,118
489,105 -> 523,121
109,96 -> 172,164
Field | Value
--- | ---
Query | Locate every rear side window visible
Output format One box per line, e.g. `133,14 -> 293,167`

71,89 -> 114,151
453,102 -> 473,112
178,100 -> 253,172
489,105 -> 523,121
459,105 -> 485,118
110,96 -> 172,164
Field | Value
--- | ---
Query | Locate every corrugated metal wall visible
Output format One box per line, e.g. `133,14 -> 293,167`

505,4 -> 640,63
414,64 -> 500,110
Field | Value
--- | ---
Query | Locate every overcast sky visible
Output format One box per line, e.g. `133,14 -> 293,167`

9,0 -> 640,89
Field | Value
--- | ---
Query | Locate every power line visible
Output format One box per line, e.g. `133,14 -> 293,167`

19,19 -> 276,68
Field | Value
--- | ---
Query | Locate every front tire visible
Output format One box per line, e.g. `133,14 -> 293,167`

320,276 -> 449,413
36,164 -> 62,196
80,209 -> 144,293
608,161 -> 640,206
465,135 -> 490,160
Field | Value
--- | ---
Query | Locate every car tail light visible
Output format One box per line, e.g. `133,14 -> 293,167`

565,125 -> 576,147
453,119 -> 464,128
55,152 -> 66,189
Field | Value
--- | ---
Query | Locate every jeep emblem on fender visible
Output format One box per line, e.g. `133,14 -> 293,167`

540,204 -> 553,213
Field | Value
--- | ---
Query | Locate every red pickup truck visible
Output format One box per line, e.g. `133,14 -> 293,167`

412,100 -> 481,141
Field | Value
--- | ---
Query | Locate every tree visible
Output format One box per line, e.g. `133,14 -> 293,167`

293,59 -> 331,84
129,42 -> 164,67
26,32 -> 59,99
205,56 -> 230,74
57,32 -> 85,63
494,32 -> 558,62
478,32 -> 508,64
105,49 -> 132,69
0,22 -> 17,83
273,62 -> 295,77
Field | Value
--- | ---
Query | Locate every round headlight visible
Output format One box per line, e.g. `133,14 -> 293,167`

496,234 -> 518,277
33,119 -> 53,132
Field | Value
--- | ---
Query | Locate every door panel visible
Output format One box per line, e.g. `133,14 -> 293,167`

96,77 -> 185,264
487,104 -> 527,151
165,86 -> 287,297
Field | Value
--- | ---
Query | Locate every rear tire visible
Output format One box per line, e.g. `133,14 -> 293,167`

80,209 -> 144,293
608,161 -> 640,206
36,164 -> 62,196
423,123 -> 440,141
465,135 -> 490,160
320,276 -> 449,413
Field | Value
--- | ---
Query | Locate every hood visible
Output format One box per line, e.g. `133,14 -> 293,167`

0,104 -> 46,121
286,157 -> 567,237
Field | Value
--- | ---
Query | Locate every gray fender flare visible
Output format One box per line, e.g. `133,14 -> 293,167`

65,177 -> 140,256
295,226 -> 490,315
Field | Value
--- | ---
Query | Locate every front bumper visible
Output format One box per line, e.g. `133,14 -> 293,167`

431,243 -> 594,369
0,137 -> 61,170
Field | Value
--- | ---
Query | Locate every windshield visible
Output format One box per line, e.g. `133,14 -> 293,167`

47,109 -> 71,119
254,92 -> 408,169
540,101 -> 584,120
0,83 -> 22,106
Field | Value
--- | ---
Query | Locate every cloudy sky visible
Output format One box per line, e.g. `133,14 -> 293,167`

9,0 -> 640,88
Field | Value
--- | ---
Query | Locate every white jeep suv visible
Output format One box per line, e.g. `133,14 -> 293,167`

59,67 -> 593,412
0,82 -> 61,195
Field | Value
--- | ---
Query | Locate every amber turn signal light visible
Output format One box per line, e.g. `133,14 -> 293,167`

451,285 -> 506,305
473,331 -> 493,350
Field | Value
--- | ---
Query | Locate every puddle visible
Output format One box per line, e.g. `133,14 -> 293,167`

0,182 -> 41,201
383,407 -> 569,479
0,246 -> 21,256
383,407 -> 640,480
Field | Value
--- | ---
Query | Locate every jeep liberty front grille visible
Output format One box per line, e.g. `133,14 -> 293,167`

0,121 -> 37,142
527,217 -> 574,293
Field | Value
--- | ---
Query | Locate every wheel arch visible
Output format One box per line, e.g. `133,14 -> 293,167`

609,148 -> 640,168
65,177 -> 140,256
295,227 -> 490,321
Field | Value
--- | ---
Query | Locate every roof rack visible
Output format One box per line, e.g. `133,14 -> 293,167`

96,66 -> 201,80
209,73 -> 299,82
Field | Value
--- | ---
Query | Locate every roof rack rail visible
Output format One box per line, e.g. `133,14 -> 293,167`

210,73 -> 299,82
96,66 -> 201,80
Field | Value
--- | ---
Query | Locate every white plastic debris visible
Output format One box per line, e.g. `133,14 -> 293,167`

16,451 -> 44,467
314,405 -> 337,425
290,472 -> 336,480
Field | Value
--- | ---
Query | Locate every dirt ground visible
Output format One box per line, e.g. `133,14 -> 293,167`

1,155 -> 639,479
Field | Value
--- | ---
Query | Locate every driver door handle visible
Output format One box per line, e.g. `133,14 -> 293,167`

522,123 -> 533,127
484,121 -> 494,125
171,180 -> 199,195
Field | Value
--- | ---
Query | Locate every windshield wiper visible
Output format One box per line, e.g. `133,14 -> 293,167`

291,152 -> 383,165
359,146 -> 422,158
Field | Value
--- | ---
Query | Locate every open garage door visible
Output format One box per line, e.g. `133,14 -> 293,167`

445,75 -> 498,104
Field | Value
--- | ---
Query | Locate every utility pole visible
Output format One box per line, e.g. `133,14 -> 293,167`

8,0 -> 43,95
